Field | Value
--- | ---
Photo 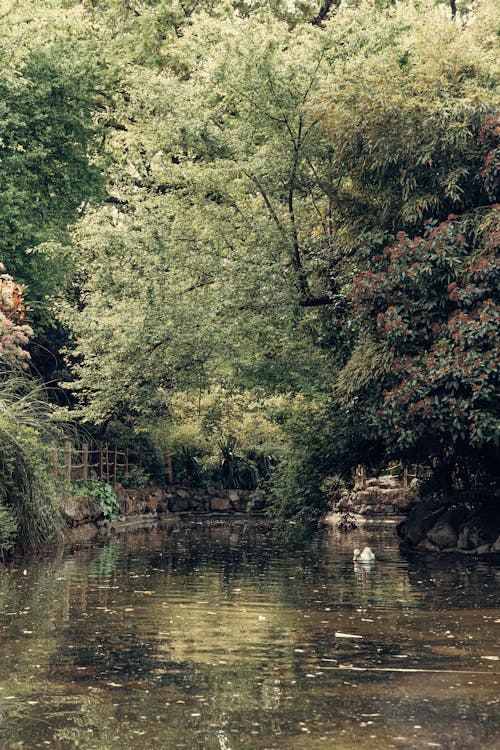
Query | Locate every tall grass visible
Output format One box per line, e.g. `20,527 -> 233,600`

0,372 -> 64,555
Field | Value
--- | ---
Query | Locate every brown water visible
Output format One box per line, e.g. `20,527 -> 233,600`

0,517 -> 498,750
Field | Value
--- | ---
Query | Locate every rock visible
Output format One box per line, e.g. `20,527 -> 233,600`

157,497 -> 169,513
375,475 -> 401,489
209,496 -> 231,512
232,495 -> 248,511
416,537 -> 441,554
169,496 -> 192,512
490,534 -> 500,553
175,488 -> 190,499
250,496 -> 266,511
457,505 -> 499,551
60,495 -> 102,526
427,506 -> 470,549
392,489 -> 417,513
344,486 -> 417,516
144,492 -> 160,513
398,500 -> 447,548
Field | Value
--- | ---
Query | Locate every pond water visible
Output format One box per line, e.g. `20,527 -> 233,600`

0,517 -> 498,750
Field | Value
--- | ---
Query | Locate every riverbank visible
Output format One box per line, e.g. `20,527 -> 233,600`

59,484 -> 257,544
58,484 -> 500,556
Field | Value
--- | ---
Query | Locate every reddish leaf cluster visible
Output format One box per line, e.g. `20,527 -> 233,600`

350,205 -> 499,452
0,266 -> 33,369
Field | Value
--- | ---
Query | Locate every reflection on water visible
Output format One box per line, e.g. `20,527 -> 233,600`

0,518 -> 498,749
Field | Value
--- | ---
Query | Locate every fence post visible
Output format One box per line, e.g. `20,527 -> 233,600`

106,444 -> 110,482
114,445 -> 118,484
402,463 -> 409,488
125,449 -> 129,480
355,464 -> 366,490
64,441 -> 72,484
82,443 -> 89,481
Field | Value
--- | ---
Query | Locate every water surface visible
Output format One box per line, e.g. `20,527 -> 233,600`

0,517 -> 498,749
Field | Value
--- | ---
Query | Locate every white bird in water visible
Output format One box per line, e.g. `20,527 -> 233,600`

353,546 -> 375,562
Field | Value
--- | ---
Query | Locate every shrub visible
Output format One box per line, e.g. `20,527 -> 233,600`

0,374 -> 63,553
70,479 -> 119,520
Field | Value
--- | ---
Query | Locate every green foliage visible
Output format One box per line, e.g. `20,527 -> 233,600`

0,25 -> 104,333
218,436 -> 260,490
0,504 -> 18,558
0,374 -> 62,553
266,397 -> 385,520
313,0 -> 499,232
116,465 -> 151,490
320,474 -> 347,508
71,480 -> 119,521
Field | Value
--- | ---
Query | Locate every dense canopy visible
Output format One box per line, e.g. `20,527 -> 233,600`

0,0 -> 498,547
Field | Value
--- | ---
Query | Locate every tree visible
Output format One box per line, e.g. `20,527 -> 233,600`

58,9 -> 339,423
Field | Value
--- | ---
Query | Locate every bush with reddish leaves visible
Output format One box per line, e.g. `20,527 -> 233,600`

350,206 -> 499,489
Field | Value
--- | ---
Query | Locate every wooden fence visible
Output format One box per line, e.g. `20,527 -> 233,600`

51,442 -> 129,484
355,462 -> 418,490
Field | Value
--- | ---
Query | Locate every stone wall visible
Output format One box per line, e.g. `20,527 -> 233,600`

59,485 -> 255,540
333,475 -> 418,517
115,485 -> 254,515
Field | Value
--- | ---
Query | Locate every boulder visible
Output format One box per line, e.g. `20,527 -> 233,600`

156,497 -> 169,513
426,506 -> 470,549
60,495 -> 102,526
344,486 -> 417,515
457,505 -> 499,551
209,495 -> 231,512
392,489 -> 418,512
169,496 -> 192,512
491,534 -> 500,553
368,475 -> 401,490
144,490 -> 162,513
398,500 -> 447,548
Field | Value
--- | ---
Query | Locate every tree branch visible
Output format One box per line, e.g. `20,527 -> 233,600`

311,0 -> 340,27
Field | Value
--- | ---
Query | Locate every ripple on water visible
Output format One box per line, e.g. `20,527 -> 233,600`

0,519 -> 498,750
